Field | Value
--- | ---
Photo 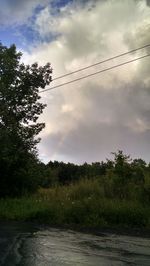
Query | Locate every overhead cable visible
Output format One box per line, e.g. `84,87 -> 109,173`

39,53 -> 150,93
52,43 -> 150,81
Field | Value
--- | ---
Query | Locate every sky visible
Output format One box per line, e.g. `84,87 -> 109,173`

1,0 -> 150,164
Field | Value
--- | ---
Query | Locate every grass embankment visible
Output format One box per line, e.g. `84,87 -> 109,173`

0,178 -> 150,230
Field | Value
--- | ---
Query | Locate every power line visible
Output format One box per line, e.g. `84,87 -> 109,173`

52,43 -> 150,81
39,53 -> 150,93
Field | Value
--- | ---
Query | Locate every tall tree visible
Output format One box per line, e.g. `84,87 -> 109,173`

0,43 -> 52,196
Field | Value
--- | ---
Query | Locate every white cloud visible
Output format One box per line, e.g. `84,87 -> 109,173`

22,0 -> 150,163
0,0 -> 50,26
61,104 -> 74,113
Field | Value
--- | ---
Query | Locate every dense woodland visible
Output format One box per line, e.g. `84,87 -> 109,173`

37,150 -> 150,203
0,151 -> 150,229
0,42 -> 52,197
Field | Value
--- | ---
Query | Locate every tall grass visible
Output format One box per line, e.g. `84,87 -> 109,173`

0,178 -> 150,229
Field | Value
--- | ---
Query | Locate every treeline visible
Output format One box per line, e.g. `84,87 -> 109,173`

0,151 -> 150,228
1,148 -> 150,199
39,159 -> 109,187
36,150 -> 150,203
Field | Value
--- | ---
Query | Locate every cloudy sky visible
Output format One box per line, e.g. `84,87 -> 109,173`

1,0 -> 150,163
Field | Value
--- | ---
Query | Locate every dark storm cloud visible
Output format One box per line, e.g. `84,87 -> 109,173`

146,0 -> 150,6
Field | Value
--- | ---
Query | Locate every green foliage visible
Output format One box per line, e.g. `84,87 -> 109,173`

45,160 -> 109,186
0,178 -> 150,230
0,42 -> 52,196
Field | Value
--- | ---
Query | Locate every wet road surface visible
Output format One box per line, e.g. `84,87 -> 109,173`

0,223 -> 150,265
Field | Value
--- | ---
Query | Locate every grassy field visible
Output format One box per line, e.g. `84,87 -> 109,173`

0,178 -> 150,230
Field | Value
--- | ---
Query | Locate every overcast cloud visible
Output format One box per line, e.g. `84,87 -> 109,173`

2,0 -> 150,163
